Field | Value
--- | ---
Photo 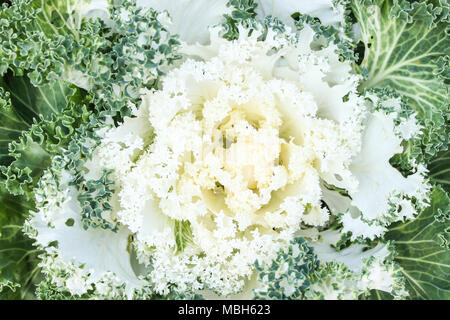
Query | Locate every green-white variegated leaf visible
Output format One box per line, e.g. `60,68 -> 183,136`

385,186 -> 450,300
31,0 -> 110,34
352,0 -> 449,160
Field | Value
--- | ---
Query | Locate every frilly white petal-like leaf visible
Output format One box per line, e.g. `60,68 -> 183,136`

341,213 -> 386,241
80,0 -> 112,24
349,111 -> 427,221
136,0 -> 232,44
311,230 -> 389,273
30,179 -> 143,296
256,0 -> 345,29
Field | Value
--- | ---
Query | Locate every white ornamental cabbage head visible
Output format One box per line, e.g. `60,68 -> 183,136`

92,24 -> 365,294
26,20 -> 429,298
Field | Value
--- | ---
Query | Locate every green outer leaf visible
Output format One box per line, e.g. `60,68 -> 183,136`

365,289 -> 395,300
428,148 -> 450,192
385,186 -> 450,299
352,0 -> 449,160
31,0 -> 86,37
1,73 -> 72,122
0,73 -> 86,197
0,85 -> 29,167
0,186 -> 41,300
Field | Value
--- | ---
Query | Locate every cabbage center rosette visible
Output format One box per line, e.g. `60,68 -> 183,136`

26,21 -> 429,299
91,25 -> 364,295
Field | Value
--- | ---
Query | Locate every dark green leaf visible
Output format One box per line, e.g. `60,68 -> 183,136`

385,186 -> 450,299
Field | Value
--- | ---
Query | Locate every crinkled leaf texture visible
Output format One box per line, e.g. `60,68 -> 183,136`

0,0 -> 101,298
0,77 -> 89,298
0,73 -> 88,197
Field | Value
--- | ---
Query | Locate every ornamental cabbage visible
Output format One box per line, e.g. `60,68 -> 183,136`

0,0 -> 448,300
